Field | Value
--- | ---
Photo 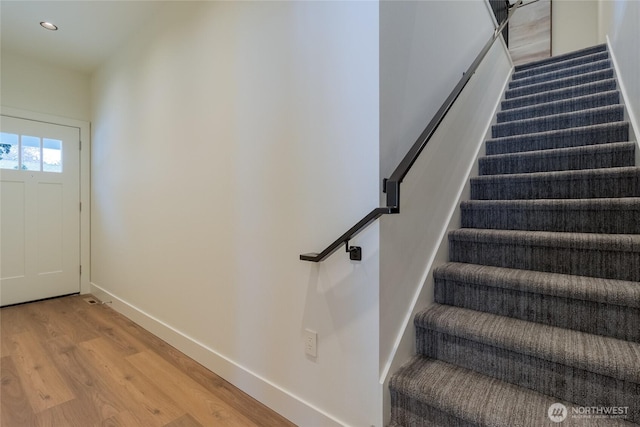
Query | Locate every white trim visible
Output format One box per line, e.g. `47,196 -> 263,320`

606,36 -> 640,155
483,0 -> 501,28
0,106 -> 91,296
89,282 -> 346,427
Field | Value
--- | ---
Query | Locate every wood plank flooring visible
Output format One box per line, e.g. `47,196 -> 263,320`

0,295 -> 296,427
509,0 -> 552,66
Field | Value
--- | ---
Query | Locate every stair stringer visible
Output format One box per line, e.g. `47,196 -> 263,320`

380,39 -> 514,425
606,36 -> 640,165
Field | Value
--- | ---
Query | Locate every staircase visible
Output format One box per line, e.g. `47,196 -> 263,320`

389,44 -> 640,426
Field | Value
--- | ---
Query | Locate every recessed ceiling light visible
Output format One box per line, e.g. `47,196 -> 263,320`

40,21 -> 58,31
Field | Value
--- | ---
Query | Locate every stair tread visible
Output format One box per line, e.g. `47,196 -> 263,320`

491,105 -> 624,138
461,197 -> 640,210
502,79 -> 618,110
512,51 -> 609,80
481,141 -> 635,164
505,68 -> 614,99
415,304 -> 640,384
448,228 -> 640,251
486,122 -> 630,155
514,44 -> 607,72
390,355 -> 636,427
472,165 -> 640,182
484,140 -> 635,157
460,197 -> 640,234
434,262 -> 640,308
509,59 -> 611,89
497,90 -> 620,123
471,166 -> 640,200
495,104 -> 623,126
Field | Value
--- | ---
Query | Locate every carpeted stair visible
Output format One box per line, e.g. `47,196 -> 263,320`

389,44 -> 640,426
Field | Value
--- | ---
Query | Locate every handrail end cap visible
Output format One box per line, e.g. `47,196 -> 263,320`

300,253 -> 320,262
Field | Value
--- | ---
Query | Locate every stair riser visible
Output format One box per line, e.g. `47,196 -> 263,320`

509,61 -> 611,89
479,146 -> 635,175
502,80 -> 617,110
513,51 -> 609,80
449,239 -> 640,281
470,179 -> 640,200
417,330 -> 640,424
434,280 -> 640,342
514,44 -> 607,72
486,123 -> 629,155
460,205 -> 640,234
497,92 -> 620,123
491,107 -> 624,138
471,169 -> 640,200
390,395 -> 475,427
505,69 -> 614,99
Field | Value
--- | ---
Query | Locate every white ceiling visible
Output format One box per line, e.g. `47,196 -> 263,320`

1,1 -> 168,74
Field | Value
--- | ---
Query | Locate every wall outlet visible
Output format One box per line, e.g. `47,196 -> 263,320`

304,329 -> 317,357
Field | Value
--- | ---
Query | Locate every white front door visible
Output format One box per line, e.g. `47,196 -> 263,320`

0,116 -> 80,306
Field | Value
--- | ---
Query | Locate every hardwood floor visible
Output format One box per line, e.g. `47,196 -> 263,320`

1,295 -> 296,427
509,0 -> 552,66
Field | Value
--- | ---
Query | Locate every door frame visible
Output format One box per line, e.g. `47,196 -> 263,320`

1,106 -> 91,296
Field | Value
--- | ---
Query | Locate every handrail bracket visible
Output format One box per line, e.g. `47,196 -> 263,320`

299,0 -> 521,263
345,240 -> 362,261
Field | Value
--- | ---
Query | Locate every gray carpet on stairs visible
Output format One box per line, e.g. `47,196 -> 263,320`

501,79 -> 618,110
505,68 -> 614,99
434,263 -> 640,342
460,197 -> 640,233
470,166 -> 640,200
486,122 -> 629,155
513,44 -> 607,72
478,141 -> 636,175
389,43 -> 640,426
508,59 -> 612,89
497,90 -> 620,123
390,356 -> 638,427
512,51 -> 609,80
491,105 -> 624,138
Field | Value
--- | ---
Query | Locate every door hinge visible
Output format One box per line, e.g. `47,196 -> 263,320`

79,140 -> 82,150
80,202 -> 82,212
80,265 -> 82,275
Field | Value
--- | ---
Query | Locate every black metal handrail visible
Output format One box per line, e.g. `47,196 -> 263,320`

300,0 -> 521,262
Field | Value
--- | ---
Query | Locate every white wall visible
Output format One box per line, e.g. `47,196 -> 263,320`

91,2 -> 380,426
379,0 -> 513,420
379,0 -> 507,374
0,50 -> 90,121
380,1 -> 499,180
599,0 -> 640,145
552,0 -> 599,55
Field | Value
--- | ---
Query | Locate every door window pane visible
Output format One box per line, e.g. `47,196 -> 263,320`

0,132 -> 19,170
21,135 -> 41,171
43,139 -> 62,173
0,133 -> 62,173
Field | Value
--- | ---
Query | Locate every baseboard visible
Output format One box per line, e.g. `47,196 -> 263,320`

88,282 -> 344,427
